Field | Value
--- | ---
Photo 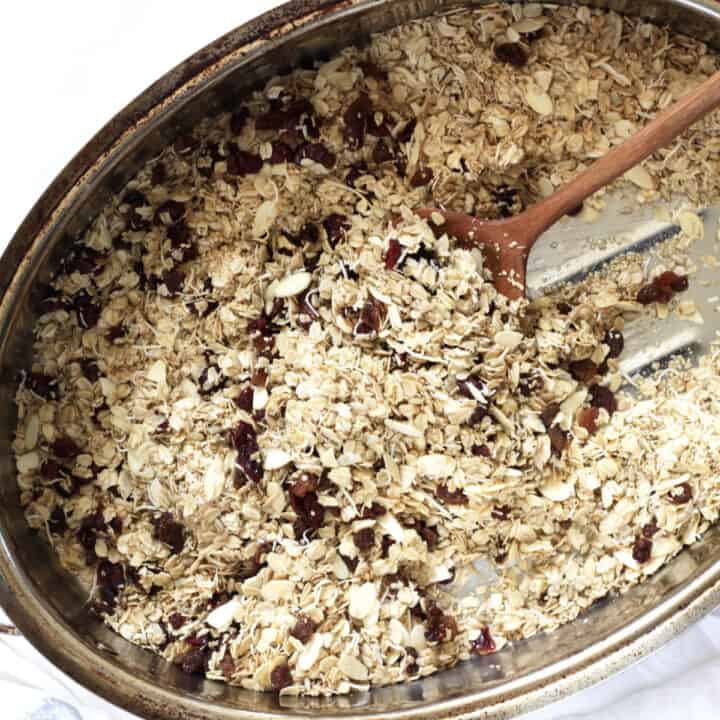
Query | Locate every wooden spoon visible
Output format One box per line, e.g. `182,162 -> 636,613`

418,70 -> 720,300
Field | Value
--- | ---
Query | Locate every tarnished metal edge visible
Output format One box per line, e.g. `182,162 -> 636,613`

2,1 -> 720,719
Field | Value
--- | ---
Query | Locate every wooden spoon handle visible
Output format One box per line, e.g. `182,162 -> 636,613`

524,69 -> 720,237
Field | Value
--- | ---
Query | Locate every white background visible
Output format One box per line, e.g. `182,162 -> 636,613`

2,2 -> 720,719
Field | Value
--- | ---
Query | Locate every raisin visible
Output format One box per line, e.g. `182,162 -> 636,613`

415,521 -> 439,549
540,402 -> 560,429
154,200 -> 185,226
632,535 -> 652,563
568,359 -> 598,382
151,162 -> 166,185
436,485 -> 468,506
226,147 -> 263,176
373,139 -> 396,164
161,269 -> 185,295
667,482 -> 693,505
106,324 -> 125,343
340,552 -> 359,574
577,406 -> 599,434
655,270 -> 689,293
97,560 -> 125,600
123,189 -> 147,207
52,437 -> 80,459
603,329 -> 624,359
457,374 -> 484,400
471,627 -> 497,655
323,213 -> 350,247
289,490 -> 325,540
637,282 -> 672,305
48,507 -> 68,534
152,513 -> 185,554
467,404 -> 489,426
361,502 -> 386,519
548,426 -> 569,456
471,444 -> 491,457
80,358 -> 101,382
290,614 -> 317,643
385,239 -> 402,269
425,603 -> 458,643
589,384 -> 617,415
410,166 -> 434,187
270,663 -> 293,691
72,291 -> 101,329
355,298 -> 385,337
354,527 -> 376,552
494,42 -> 528,68
180,647 -> 208,675
290,472 -> 319,498
235,385 -> 254,412
360,60 -> 388,82
269,140 -> 293,164
26,372 -> 59,400
343,94 -> 372,149
295,142 -> 336,169
346,161 -> 370,189
230,107 -> 250,135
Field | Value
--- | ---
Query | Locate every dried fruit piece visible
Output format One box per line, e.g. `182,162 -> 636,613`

655,270 -> 689,293
354,527 -> 376,551
471,627 -> 496,655
230,107 -> 250,135
355,298 -> 386,337
295,142 -> 336,169
385,239 -> 402,270
540,402 -> 560,429
153,513 -> 185,554
457,374 -> 484,400
226,146 -> 263,176
26,372 -> 59,400
425,603 -> 458,643
179,646 -> 209,675
633,535 -> 652,563
436,484 -> 468,506
577,406 -> 599,434
343,94 -> 372,149
290,614 -> 317,643
637,283 -> 672,305
589,385 -> 617,415
568,358 -> 598,382
667,482 -> 693,505
494,42 -> 529,67
603,329 -> 624,359
323,213 -> 350,247
471,444 -> 491,457
548,426 -> 569,456
410,166 -> 434,187
52,437 -> 80,459
270,663 -> 293,691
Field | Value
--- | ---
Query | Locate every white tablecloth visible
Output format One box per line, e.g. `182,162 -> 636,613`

2,2 -> 718,718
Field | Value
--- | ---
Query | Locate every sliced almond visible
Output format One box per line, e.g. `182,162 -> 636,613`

417,454 -> 456,478
274,271 -> 312,298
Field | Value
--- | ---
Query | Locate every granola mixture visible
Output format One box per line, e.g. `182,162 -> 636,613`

12,4 -> 720,695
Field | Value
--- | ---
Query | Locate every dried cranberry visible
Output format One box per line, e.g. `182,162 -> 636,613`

323,213 -> 350,247
642,520 -> 660,538
290,614 -> 317,643
633,535 -> 652,563
494,42 -> 528,68
355,298 -> 385,336
655,270 -> 689,293
174,134 -> 199,155
603,329 -> 624,359
548,426 -> 569,456
343,94 -> 372,149
162,269 -> 185,295
457,374 -> 484,400
589,385 -> 617,415
471,627 -> 496,655
153,513 -> 185,554
577,406 -> 599,434
290,472 -> 318,498
290,490 -> 325,540
270,663 -> 293,691
26,372 -> 59,400
385,239 -> 402,269
410,166 -> 434,187
48,507 -> 68,534
79,358 -> 100,382
667,482 -> 693,505
168,612 -> 186,630
154,200 -> 185,226
151,162 -> 166,186
230,107 -> 250,135
436,484 -> 468,506
295,142 -> 336,169
180,646 -> 208,675
72,291 -> 101,329
471,444 -> 491,457
568,359 -> 598,382
425,603 -> 457,643
52,437 -> 80,459
226,147 -> 263,176
235,386 -> 254,413
354,527 -> 376,551
540,402 -> 560,430
637,282 -> 672,305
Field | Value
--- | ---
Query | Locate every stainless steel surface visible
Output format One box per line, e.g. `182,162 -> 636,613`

1,1 -> 720,719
